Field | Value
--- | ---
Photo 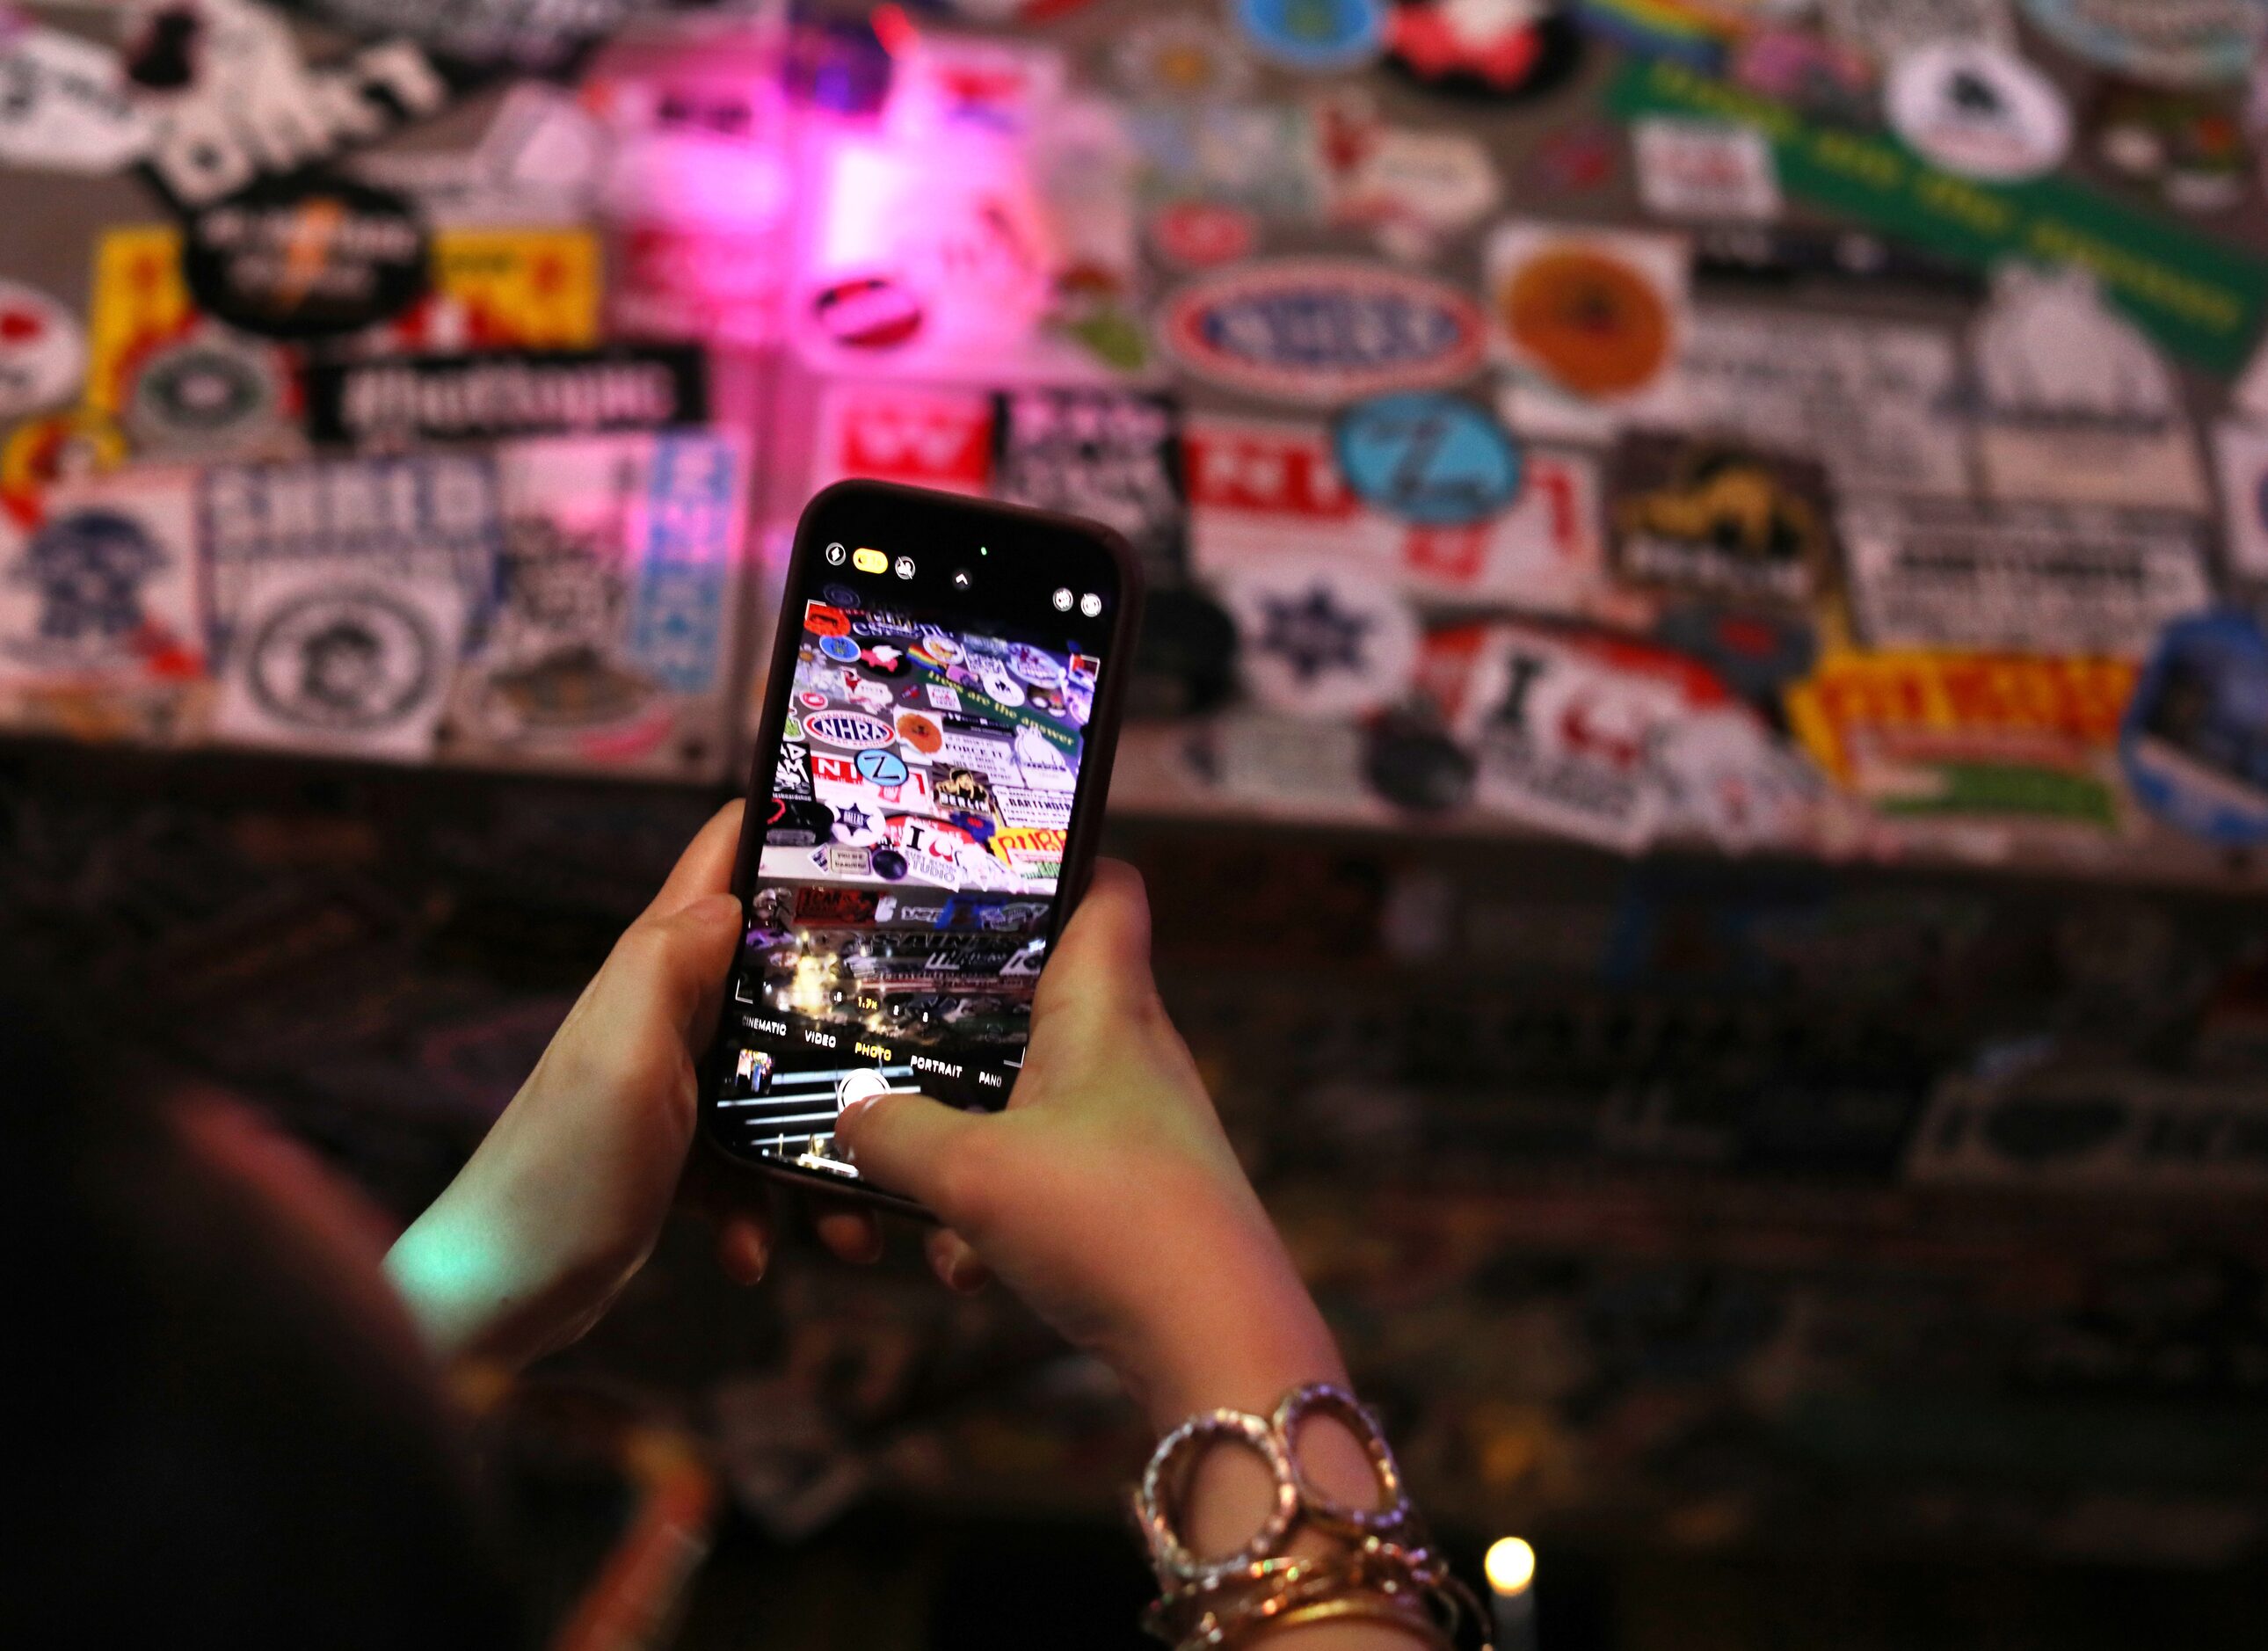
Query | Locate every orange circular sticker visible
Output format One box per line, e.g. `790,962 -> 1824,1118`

896,710 -> 942,754
1501,247 -> 1671,398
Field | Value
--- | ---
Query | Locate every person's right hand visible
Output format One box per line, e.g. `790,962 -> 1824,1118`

832,859 -> 1347,1432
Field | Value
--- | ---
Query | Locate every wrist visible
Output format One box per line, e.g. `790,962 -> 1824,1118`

1128,1211 -> 1346,1435
385,1177 -> 607,1368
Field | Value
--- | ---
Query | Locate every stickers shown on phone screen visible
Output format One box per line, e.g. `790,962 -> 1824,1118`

713,593 -> 1104,1168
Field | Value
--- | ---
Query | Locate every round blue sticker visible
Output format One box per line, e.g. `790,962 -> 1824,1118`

856,746 -> 911,786
818,633 -> 861,662
1333,393 -> 1523,526
1235,0 -> 1384,72
2120,609 -> 2268,845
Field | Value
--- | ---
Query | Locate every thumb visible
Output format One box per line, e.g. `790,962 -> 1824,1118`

833,1090 -> 991,1229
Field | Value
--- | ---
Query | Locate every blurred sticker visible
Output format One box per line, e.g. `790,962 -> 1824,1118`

126,327 -> 291,461
2212,422 -> 2268,579
1677,308 -> 1971,497
299,0 -> 637,75
1610,55 -> 2268,375
1220,558 -> 1419,720
0,280 -> 85,420
1632,117 -> 1781,221
199,452 -> 505,644
356,84 -> 604,226
141,4 -> 449,213
1608,433 -> 1838,608
1187,414 -> 1608,613
1314,95 -> 1501,259
2121,609 -> 2268,843
1822,0 -> 2013,60
1423,621 -> 1736,852
87,224 -> 601,416
212,570 -> 467,760
614,221 -> 790,352
1123,101 -> 1327,222
1968,265 -> 2208,512
0,409 -> 127,522
811,382 -> 994,496
412,228 -> 601,350
1159,258 -> 1487,405
182,177 -> 430,339
1235,0 -> 1385,73
1148,200 -> 1259,270
1114,14 -> 1254,101
1487,221 -> 1689,443
1382,0 -> 1584,100
305,345 -> 708,447
798,77 -> 1141,382
446,430 -> 747,776
992,386 -> 1186,581
2017,0 -> 2263,89
1787,648 -> 2136,826
1655,703 -> 1821,853
2092,79 -> 2251,215
0,466 -> 202,687
1840,497 -> 2213,657
1731,28 -> 1877,125
1886,41 -> 2072,183
1333,392 -> 1522,526
0,24 -> 153,172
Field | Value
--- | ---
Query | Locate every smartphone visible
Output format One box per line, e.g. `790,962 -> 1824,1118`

701,480 -> 1142,1211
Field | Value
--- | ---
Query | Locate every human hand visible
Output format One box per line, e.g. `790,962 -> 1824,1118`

833,860 -> 1348,1431
385,802 -> 873,1367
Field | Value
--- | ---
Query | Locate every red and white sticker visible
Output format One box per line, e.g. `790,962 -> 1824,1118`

1148,200 -> 1259,269
811,382 -> 994,497
1159,258 -> 1487,405
1186,416 -> 1607,614
1423,621 -> 1738,853
0,280 -> 87,421
1632,117 -> 1781,222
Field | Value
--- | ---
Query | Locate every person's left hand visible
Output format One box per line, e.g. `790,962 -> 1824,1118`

385,802 -> 877,1366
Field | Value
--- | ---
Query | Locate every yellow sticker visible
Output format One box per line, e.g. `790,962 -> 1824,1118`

85,226 -> 195,415
1785,649 -> 2137,783
419,228 -> 602,350
85,224 -> 602,414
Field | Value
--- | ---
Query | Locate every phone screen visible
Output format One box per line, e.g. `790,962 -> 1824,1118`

708,484 -> 1130,1191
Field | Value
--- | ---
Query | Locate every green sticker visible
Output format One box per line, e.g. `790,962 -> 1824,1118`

1608,55 -> 2268,375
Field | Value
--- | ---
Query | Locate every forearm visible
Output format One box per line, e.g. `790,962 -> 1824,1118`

1142,1241 -> 1431,1647
384,1168 -> 618,1369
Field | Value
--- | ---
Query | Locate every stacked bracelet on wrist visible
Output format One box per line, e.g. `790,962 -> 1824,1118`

1132,1384 -> 1491,1651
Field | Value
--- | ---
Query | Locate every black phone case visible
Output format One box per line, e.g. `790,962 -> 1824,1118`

700,479 -> 1146,1217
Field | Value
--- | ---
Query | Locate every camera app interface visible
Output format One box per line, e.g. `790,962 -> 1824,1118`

713,563 -> 1108,1184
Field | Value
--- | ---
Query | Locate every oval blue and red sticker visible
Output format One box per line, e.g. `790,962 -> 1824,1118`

1159,258 -> 1487,405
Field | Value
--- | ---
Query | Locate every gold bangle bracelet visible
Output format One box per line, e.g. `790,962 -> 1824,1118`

1210,1590 -> 1454,1650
